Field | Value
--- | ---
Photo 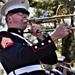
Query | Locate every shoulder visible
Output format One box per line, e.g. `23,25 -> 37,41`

0,31 -> 15,49
0,31 -> 18,38
0,31 -> 7,34
0,31 -> 13,39
0,31 -> 10,36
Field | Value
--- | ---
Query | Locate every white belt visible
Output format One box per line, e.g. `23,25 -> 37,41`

9,65 -> 43,75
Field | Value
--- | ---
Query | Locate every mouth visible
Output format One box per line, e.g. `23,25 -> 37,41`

23,19 -> 27,23
21,19 -> 27,24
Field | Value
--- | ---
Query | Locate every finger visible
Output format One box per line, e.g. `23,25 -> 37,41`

63,23 -> 68,26
68,29 -> 72,33
28,29 -> 31,32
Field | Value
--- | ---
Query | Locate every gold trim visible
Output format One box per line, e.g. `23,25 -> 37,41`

34,46 -> 38,49
41,43 -> 44,46
21,0 -> 25,3
48,40 -> 51,43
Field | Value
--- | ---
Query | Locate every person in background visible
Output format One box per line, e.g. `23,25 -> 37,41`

50,56 -> 65,75
50,56 -> 73,75
0,0 -> 72,75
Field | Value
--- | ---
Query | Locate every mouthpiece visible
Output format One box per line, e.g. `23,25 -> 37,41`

23,19 -> 34,25
23,20 -> 28,23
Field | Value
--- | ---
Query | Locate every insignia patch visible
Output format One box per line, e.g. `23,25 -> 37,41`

1,36 -> 14,48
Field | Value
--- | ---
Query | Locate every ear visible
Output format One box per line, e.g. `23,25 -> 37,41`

7,16 -> 12,23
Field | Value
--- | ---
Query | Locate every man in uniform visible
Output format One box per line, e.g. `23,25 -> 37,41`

50,56 -> 73,75
50,56 -> 66,75
0,0 -> 72,75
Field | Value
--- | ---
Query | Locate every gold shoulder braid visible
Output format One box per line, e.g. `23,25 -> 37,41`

39,60 -> 50,74
39,60 -> 45,71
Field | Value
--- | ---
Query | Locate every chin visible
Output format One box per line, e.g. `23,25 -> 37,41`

22,27 -> 26,30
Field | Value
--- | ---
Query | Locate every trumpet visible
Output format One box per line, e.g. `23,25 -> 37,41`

23,14 -> 75,24
23,14 -> 75,33
24,27 -> 75,33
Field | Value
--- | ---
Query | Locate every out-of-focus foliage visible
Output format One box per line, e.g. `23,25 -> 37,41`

1,0 -> 75,16
0,0 -> 6,3
29,0 -> 75,16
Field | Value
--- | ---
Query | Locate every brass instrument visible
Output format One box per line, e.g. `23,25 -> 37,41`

23,14 -> 75,33
24,27 -> 75,33
60,65 -> 75,74
56,4 -> 69,24
23,14 -> 75,24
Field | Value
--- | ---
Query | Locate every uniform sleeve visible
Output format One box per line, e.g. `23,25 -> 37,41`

32,36 -> 56,52
40,51 -> 57,65
0,34 -> 57,66
20,36 -> 57,64
32,36 -> 57,65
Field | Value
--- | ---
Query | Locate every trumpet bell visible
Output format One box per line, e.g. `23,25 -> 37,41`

56,4 -> 71,24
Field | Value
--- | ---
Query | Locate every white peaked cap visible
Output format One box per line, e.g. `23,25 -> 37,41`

57,56 -> 65,61
1,0 -> 30,16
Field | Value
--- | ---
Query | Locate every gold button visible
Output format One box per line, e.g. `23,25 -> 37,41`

18,30 -> 21,33
35,46 -> 38,49
23,43 -> 25,45
41,43 -> 44,46
48,40 -> 51,43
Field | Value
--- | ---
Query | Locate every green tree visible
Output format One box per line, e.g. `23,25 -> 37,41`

29,0 -> 75,62
0,0 -> 6,3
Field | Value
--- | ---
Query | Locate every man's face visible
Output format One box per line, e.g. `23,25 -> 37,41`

7,12 -> 29,30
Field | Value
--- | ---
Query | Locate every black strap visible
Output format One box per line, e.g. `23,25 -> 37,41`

13,71 -> 16,75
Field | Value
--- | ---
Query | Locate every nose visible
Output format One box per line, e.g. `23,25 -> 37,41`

23,14 -> 28,18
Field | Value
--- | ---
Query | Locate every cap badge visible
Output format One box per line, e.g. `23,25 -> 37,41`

21,0 -> 25,3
